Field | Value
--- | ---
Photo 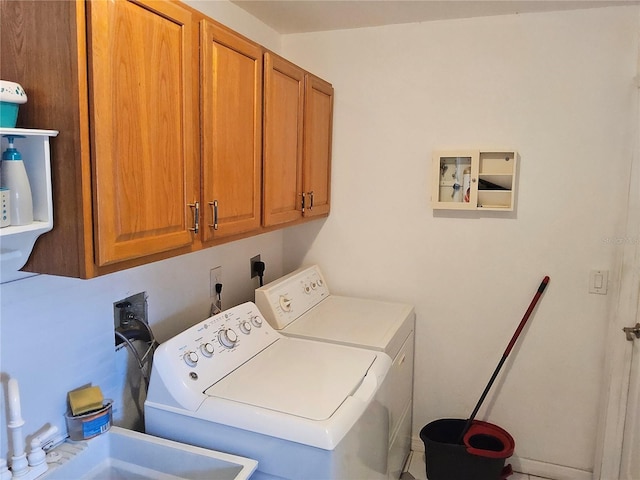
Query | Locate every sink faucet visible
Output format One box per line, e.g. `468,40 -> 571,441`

2,378 -> 58,480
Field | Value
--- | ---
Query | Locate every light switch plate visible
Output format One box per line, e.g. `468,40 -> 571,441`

589,270 -> 608,295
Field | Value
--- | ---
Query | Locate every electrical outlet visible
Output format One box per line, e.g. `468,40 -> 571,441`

210,266 -> 222,297
113,292 -> 148,330
250,254 -> 261,278
114,292 -> 149,348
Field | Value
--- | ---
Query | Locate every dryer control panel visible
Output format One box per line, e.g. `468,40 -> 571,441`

255,265 -> 330,330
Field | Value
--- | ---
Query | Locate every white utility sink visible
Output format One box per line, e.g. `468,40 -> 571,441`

40,427 -> 258,480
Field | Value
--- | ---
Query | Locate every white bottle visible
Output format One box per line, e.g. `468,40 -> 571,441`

1,135 -> 33,225
463,167 -> 471,203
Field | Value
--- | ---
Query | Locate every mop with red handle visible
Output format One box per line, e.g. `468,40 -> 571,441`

457,276 -> 551,445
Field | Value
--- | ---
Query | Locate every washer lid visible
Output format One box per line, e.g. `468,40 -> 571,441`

284,296 -> 414,358
204,338 -> 376,421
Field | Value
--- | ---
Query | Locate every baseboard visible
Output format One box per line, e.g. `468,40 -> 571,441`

410,436 -> 592,480
411,436 -> 424,453
511,456 -> 592,480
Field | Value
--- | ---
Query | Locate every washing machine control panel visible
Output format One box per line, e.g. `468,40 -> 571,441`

151,302 -> 281,406
255,265 -> 329,330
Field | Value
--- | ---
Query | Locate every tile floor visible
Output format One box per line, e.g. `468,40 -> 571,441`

403,451 -> 554,480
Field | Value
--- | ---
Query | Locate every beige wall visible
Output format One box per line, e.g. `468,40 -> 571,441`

281,6 -> 640,477
183,0 -> 281,52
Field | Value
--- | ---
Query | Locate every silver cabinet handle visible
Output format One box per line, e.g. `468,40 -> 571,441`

188,201 -> 199,233
208,200 -> 218,230
308,191 -> 314,210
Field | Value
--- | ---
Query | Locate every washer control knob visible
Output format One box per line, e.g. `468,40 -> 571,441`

219,328 -> 238,349
200,342 -> 214,357
310,281 -> 317,290
317,278 -> 324,287
250,315 -> 263,328
279,295 -> 292,311
303,284 -> 311,294
239,320 -> 252,334
183,351 -> 199,367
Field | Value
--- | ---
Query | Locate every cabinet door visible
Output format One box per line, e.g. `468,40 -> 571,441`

201,20 -> 263,241
263,52 -> 305,226
432,150 -> 479,210
87,0 -> 199,266
303,74 -> 333,218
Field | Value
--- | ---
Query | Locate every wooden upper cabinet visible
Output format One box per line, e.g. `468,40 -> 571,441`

200,20 -> 263,241
87,0 -> 199,265
263,52 -> 305,227
1,0 -> 200,278
263,54 -> 333,226
1,0 -> 332,279
303,74 -> 333,218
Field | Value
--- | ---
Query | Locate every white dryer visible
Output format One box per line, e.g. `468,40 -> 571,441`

255,265 -> 415,480
144,302 -> 392,480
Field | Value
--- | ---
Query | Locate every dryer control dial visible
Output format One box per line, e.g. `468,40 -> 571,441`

250,315 -> 263,328
279,295 -> 292,312
219,328 -> 238,349
183,351 -> 199,367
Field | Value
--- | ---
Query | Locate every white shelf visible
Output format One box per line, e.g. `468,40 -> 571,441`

0,128 -> 58,283
0,220 -> 51,236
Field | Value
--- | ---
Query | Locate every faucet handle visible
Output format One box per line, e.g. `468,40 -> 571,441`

28,425 -> 59,467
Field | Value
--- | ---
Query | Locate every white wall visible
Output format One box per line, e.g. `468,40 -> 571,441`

281,6 -> 640,477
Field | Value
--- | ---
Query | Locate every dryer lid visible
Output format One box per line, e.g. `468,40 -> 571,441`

204,338 -> 377,421
285,295 -> 414,357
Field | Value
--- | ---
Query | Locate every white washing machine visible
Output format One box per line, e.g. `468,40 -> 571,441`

255,265 -> 415,480
144,301 -> 392,480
